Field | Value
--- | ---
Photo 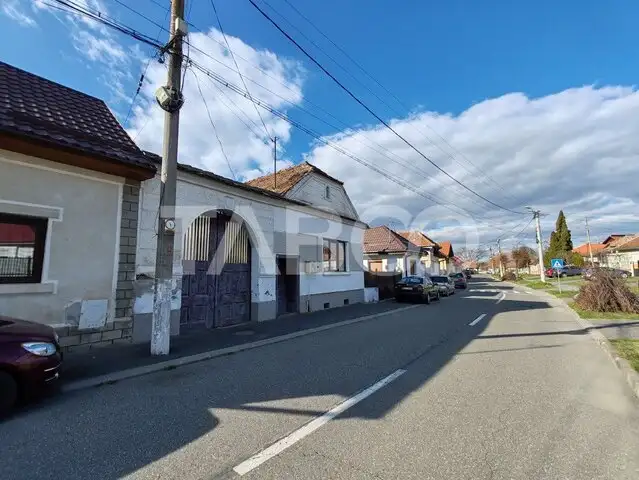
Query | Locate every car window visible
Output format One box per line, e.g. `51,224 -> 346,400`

432,276 -> 447,283
451,273 -> 463,278
402,276 -> 423,284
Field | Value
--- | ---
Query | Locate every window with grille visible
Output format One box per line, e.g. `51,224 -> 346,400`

0,213 -> 47,284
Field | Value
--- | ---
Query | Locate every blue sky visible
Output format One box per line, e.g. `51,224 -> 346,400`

2,0 -> 639,248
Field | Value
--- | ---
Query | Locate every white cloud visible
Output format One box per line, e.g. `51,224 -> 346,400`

305,86 -> 639,249
1,0 -> 36,27
128,29 -> 304,180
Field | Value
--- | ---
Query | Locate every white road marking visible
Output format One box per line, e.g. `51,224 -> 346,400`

233,369 -> 406,476
469,314 -> 486,326
496,292 -> 506,304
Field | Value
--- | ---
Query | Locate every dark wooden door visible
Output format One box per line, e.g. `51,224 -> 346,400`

181,214 -> 251,329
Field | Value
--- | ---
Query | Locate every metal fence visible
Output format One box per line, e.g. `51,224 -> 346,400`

0,256 -> 32,277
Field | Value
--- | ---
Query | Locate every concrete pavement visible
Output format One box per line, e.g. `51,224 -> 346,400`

1,276 -> 638,479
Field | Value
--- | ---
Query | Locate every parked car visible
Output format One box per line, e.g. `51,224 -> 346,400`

463,269 -> 473,279
395,275 -> 440,304
0,316 -> 62,413
431,275 -> 456,297
450,272 -> 468,289
584,266 -> 632,280
545,265 -> 582,278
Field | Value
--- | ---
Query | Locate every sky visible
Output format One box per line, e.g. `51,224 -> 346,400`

2,0 -> 639,252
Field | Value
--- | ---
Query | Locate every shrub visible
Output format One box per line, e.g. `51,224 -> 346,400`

501,271 -> 517,281
574,270 -> 639,314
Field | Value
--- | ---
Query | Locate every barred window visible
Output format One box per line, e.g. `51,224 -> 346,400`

0,213 -> 47,284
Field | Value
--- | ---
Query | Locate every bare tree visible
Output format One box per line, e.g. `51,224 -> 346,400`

456,247 -> 487,268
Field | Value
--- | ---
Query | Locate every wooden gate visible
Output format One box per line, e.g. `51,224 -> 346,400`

181,213 -> 251,329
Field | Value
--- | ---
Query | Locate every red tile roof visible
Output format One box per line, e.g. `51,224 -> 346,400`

0,61 -> 154,171
438,241 -> 453,257
396,231 -> 438,248
573,243 -> 605,256
245,161 -> 343,195
613,235 -> 639,251
363,226 -> 418,254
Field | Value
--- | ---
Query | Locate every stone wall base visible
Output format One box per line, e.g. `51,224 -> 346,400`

55,318 -> 133,353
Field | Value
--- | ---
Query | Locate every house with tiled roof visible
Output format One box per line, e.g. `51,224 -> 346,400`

396,230 -> 442,275
600,234 -> 639,276
572,242 -> 606,265
363,226 -> 422,275
0,61 -> 156,350
435,240 -> 460,274
132,157 -> 368,339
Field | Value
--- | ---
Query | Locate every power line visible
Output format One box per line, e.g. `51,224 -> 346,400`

208,0 -> 272,141
278,0 -> 521,206
192,69 -> 238,180
246,0 -> 526,215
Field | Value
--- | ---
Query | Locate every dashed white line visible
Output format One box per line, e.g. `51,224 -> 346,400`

496,292 -> 506,304
469,314 -> 486,326
233,369 -> 407,476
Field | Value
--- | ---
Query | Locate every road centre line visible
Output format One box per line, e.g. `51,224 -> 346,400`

496,292 -> 506,304
233,369 -> 406,476
469,314 -> 486,326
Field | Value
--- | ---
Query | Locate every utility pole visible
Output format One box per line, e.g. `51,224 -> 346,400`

273,136 -> 277,189
585,217 -> 594,266
528,208 -> 546,283
151,0 -> 186,355
489,246 -> 495,274
497,239 -> 504,277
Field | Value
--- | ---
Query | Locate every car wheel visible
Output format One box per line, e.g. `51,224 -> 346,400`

0,370 -> 18,415
424,293 -> 431,304
435,292 -> 440,301
622,273 -> 629,279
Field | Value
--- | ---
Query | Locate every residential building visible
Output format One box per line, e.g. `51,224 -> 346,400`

572,242 -> 606,264
436,241 -> 458,274
396,230 -> 441,275
0,62 -> 156,350
132,159 -> 368,341
601,234 -> 639,276
362,226 -> 421,275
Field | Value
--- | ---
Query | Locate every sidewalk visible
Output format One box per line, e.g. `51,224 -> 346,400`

61,300 -> 406,388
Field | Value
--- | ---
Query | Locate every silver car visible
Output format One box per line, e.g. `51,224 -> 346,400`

431,275 -> 456,297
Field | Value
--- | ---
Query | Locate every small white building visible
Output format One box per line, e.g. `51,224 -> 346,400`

362,226 -> 423,275
132,160 -> 368,341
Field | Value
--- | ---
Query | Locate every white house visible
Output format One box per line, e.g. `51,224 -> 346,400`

0,62 -> 156,350
601,234 -> 639,276
362,226 -> 423,275
132,159 -> 368,341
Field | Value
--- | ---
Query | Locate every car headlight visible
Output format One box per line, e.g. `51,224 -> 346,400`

22,342 -> 57,357
54,331 -> 59,343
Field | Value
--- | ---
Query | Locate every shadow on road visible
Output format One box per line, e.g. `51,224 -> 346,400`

0,277 -> 558,479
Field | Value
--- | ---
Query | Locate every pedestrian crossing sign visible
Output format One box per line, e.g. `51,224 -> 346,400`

551,258 -> 564,269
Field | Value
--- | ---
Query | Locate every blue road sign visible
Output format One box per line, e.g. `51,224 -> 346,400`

551,258 -> 565,270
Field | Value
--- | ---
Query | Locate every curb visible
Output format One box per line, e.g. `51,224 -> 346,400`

61,303 -> 420,393
509,282 -> 639,401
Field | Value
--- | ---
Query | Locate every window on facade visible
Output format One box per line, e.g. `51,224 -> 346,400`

0,213 -> 47,284
323,238 -> 347,272
325,185 -> 330,199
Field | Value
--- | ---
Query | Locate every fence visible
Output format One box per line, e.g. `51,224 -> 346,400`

364,270 -> 401,299
0,256 -> 32,277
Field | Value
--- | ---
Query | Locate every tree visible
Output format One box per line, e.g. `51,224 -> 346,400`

456,247 -> 487,268
511,246 -> 536,269
546,210 -> 573,265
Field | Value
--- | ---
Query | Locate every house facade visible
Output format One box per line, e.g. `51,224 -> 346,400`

0,62 -> 156,350
362,226 -> 421,275
573,242 -> 606,265
436,241 -> 459,274
601,234 -> 639,276
396,230 -> 441,275
132,160 -> 367,341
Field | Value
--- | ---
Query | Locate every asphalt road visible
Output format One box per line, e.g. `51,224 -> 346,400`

1,276 -> 638,480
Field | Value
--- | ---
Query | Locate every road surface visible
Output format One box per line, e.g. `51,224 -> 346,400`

1,276 -> 638,480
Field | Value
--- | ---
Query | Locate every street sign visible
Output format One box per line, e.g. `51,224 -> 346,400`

551,258 -> 565,270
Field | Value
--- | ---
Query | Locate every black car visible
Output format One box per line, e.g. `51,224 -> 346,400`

463,269 -> 473,279
395,275 -> 440,304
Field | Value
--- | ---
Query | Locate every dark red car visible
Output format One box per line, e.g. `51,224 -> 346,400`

0,316 -> 62,413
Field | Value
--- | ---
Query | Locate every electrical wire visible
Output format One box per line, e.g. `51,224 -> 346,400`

209,0 -> 272,142
278,0 -> 521,206
192,69 -> 238,180
246,0 -> 526,215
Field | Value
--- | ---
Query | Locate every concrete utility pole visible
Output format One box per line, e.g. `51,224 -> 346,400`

497,239 -> 504,277
273,136 -> 277,189
151,0 -> 186,355
585,217 -> 594,266
489,246 -> 495,274
528,208 -> 546,283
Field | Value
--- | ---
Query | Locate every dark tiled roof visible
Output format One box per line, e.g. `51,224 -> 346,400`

363,226 -> 418,254
246,161 -> 344,194
0,61 -> 154,171
141,152 -> 361,224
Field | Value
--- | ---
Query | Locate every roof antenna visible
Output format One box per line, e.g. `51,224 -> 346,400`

273,136 -> 278,189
